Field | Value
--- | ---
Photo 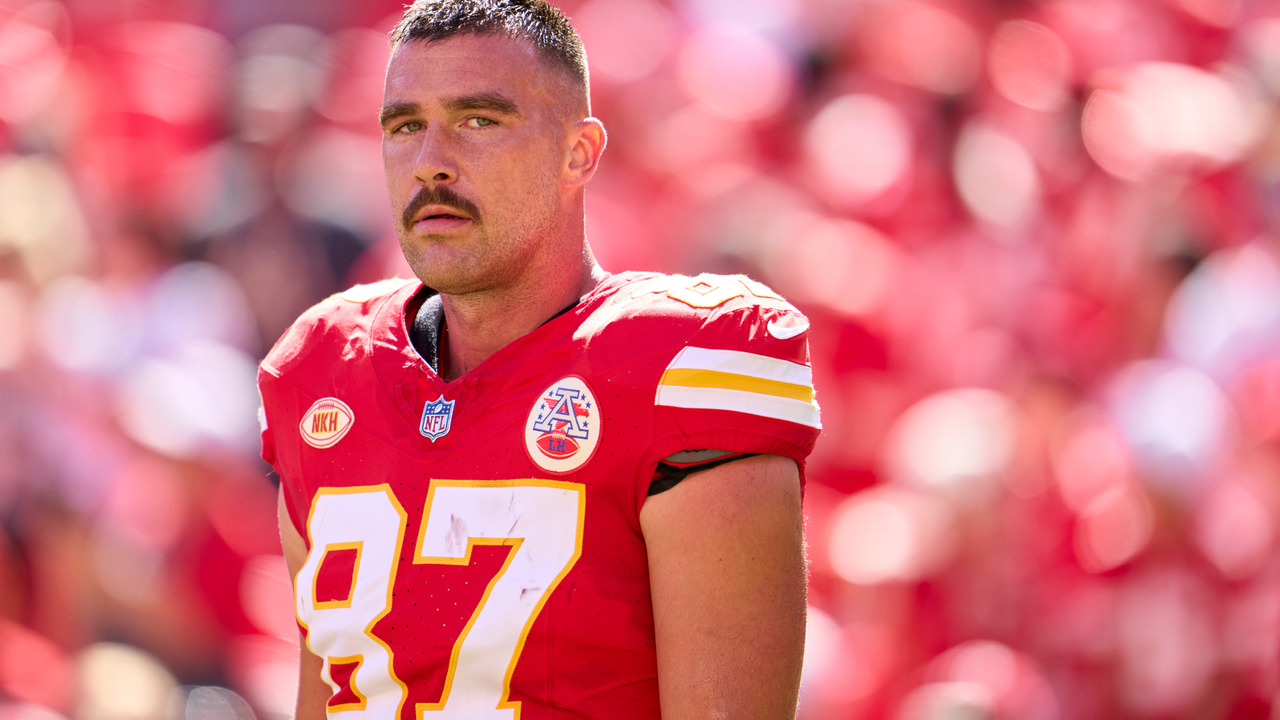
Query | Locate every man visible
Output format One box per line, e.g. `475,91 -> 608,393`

257,1 -> 821,718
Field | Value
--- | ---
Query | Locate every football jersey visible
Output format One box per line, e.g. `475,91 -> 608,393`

258,271 -> 821,720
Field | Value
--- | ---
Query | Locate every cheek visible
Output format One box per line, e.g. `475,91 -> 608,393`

383,141 -> 419,187
382,146 -> 403,192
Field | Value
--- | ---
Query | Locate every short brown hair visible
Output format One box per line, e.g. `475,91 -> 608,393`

391,0 -> 589,91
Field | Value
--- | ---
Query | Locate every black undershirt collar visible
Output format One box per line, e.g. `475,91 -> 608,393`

407,288 -> 580,375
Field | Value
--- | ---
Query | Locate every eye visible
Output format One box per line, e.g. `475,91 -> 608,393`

465,117 -> 496,128
395,121 -> 423,134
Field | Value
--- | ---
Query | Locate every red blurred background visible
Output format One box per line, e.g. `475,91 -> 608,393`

1,0 -> 1280,717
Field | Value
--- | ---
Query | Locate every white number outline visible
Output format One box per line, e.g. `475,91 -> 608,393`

413,478 -> 586,719
298,485 -> 410,718
298,479 -> 586,719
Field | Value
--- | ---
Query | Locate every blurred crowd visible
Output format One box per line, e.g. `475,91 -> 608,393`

1,0 -> 1279,718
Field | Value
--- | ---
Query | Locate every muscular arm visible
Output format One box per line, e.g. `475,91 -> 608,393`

639,454 -> 807,720
279,485 -> 333,720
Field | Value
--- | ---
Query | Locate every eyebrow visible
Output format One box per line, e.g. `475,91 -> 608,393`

442,92 -> 521,117
379,92 -> 523,130
379,101 -> 421,129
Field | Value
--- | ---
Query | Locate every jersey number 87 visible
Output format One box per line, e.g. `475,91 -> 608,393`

295,480 -> 586,719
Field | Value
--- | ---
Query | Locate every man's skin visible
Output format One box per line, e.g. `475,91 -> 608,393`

279,32 -> 808,719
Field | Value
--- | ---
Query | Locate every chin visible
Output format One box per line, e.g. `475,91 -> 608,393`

407,259 -> 487,295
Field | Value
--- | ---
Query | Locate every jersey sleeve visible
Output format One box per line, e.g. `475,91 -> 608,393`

256,277 -> 417,538
643,278 -> 821,487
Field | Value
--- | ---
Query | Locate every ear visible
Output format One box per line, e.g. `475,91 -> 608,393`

563,117 -> 607,189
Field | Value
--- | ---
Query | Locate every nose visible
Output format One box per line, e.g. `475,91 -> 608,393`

413,124 -> 457,186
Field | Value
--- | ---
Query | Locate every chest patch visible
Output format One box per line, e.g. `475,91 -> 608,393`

419,396 -> 456,441
525,376 -> 601,474
300,397 -> 355,449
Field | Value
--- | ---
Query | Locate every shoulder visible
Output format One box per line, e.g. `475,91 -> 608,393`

581,271 -> 811,364
260,277 -> 418,381
579,272 -> 820,465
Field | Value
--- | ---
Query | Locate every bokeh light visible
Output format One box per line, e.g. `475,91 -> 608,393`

1240,18 -> 1280,96
1052,416 -> 1133,512
677,25 -> 792,120
862,0 -> 982,95
885,389 -> 1017,491
761,213 -> 902,317
575,0 -> 676,83
988,21 -> 1072,112
116,341 -> 260,457
110,22 -> 231,124
174,687 -> 257,720
1194,480 -> 1273,580
804,94 -> 912,209
0,3 -> 68,126
76,644 -> 177,720
828,485 -> 957,585
927,640 -> 1059,720
0,156 -> 89,284
1116,571 -> 1216,715
1109,361 -> 1234,491
239,555 -> 296,641
0,620 -> 72,710
1164,242 -> 1280,378
1083,63 -> 1263,180
1074,484 -> 1154,573
953,121 -> 1041,229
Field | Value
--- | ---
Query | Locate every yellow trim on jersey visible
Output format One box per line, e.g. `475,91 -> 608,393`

658,368 -> 814,402
656,347 -> 821,428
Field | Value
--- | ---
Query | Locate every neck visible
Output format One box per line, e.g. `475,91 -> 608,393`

437,244 -> 605,381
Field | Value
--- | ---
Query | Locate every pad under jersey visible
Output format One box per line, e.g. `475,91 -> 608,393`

258,271 -> 822,720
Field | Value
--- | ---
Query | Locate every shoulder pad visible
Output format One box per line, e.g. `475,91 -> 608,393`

623,273 -> 797,314
331,277 -> 418,304
262,277 -> 416,376
574,272 -> 810,377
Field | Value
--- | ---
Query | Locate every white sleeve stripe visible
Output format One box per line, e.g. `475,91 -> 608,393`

656,385 -> 822,429
665,347 -> 813,387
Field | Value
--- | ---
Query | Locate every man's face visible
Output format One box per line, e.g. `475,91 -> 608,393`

381,33 -> 574,295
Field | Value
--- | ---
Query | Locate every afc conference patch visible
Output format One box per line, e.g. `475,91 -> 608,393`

524,376 -> 601,474
420,396 -> 456,441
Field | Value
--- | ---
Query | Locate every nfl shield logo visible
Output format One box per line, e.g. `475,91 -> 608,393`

419,396 -> 455,441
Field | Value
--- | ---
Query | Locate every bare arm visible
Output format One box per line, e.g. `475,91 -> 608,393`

279,485 -> 333,720
639,454 -> 807,720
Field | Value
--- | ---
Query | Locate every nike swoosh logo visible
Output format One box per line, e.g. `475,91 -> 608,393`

767,318 -> 809,340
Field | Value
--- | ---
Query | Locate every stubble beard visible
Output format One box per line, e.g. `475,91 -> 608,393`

396,184 -> 561,297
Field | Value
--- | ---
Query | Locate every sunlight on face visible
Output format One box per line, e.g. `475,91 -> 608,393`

380,34 -> 584,295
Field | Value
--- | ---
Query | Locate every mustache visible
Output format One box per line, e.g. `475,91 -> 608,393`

401,185 -> 482,230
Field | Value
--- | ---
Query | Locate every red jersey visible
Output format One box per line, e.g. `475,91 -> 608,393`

258,271 -> 821,720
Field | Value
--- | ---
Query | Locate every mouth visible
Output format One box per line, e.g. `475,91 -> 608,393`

412,205 -> 473,232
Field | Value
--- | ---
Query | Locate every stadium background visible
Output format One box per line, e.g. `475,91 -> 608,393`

1,0 -> 1280,717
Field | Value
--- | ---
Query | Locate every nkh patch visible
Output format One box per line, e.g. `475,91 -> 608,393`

525,376 -> 601,474
300,397 -> 355,449
419,396 -> 456,441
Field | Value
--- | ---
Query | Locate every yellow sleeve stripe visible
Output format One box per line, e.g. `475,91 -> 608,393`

665,347 -> 813,386
656,347 -> 821,428
659,368 -> 814,403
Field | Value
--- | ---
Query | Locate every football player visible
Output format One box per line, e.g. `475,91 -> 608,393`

258,1 -> 821,718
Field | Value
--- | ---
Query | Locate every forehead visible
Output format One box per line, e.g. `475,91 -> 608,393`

384,33 -> 554,104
